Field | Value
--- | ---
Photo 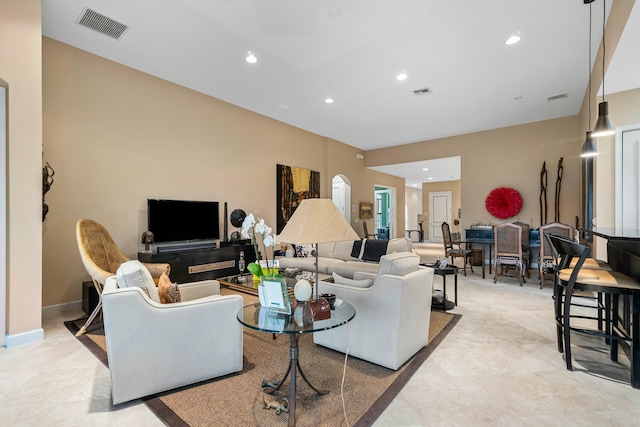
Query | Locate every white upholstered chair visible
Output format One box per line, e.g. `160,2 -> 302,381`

101,261 -> 244,404
314,252 -> 434,370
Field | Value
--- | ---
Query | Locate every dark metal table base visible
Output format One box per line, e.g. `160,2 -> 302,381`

262,334 -> 329,426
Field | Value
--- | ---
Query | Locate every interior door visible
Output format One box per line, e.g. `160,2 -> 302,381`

429,191 -> 451,243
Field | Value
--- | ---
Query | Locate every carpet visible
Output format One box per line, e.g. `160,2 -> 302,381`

66,309 -> 460,426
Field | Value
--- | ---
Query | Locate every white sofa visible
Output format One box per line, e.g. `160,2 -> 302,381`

278,237 -> 413,279
101,262 -> 244,404
313,252 -> 434,370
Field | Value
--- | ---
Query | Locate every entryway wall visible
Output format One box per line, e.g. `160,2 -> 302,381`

0,84 -> 6,347
422,180 -> 461,242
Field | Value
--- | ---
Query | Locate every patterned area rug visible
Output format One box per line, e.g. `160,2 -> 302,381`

66,308 -> 459,426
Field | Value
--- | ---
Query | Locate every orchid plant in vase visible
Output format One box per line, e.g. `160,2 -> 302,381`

241,213 -> 279,279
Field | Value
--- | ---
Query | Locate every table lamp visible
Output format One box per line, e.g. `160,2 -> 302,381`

277,198 -> 359,299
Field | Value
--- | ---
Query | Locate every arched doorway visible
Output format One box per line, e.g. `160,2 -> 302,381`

332,174 -> 351,225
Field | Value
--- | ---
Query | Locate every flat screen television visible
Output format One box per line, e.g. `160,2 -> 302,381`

147,199 -> 220,243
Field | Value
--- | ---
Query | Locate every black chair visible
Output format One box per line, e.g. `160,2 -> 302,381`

441,222 -> 473,276
547,233 -> 640,388
362,220 -> 378,239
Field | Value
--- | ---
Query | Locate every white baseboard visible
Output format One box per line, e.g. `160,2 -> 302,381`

42,300 -> 83,320
5,328 -> 44,348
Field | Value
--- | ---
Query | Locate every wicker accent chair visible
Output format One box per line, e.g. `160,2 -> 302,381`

538,222 -> 574,289
493,223 -> 525,286
75,219 -> 170,336
442,221 -> 473,276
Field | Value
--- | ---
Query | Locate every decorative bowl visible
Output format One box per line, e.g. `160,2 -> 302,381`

320,293 -> 337,310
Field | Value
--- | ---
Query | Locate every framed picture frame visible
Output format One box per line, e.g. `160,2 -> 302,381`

359,202 -> 373,219
258,276 -> 291,314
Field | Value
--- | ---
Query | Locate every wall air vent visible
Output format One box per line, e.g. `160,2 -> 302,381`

547,93 -> 569,102
413,87 -> 433,96
76,8 -> 129,40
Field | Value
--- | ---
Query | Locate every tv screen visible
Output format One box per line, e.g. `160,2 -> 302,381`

147,199 -> 220,243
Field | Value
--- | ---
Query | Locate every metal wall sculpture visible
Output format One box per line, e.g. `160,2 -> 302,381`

554,158 -> 564,222
42,162 -> 55,222
539,161 -> 548,226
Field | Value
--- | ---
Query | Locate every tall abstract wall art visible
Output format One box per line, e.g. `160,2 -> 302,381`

276,164 -> 320,233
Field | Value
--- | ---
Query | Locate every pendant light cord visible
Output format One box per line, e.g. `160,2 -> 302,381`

601,0 -> 606,103
588,1 -> 592,128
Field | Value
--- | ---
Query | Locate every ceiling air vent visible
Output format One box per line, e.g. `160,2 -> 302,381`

547,93 -> 569,102
413,87 -> 433,96
76,8 -> 129,40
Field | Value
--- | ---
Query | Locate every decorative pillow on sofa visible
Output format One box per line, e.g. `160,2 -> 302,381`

295,244 -> 316,258
116,260 -> 160,303
350,239 -> 389,262
158,272 -> 181,304
332,272 -> 372,289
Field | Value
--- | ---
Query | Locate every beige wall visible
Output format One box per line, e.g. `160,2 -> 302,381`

367,117 -> 581,234
0,0 -> 43,340
422,180 -> 461,241
42,39 -> 401,307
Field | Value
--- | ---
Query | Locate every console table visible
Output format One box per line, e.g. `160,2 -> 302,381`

465,228 -> 540,279
138,244 -> 256,283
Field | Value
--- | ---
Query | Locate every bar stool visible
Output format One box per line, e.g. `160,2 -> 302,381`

547,233 -> 640,388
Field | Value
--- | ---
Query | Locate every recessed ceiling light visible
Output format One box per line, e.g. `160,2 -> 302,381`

396,73 -> 408,81
428,177 -> 433,180
245,51 -> 257,63
324,98 -> 334,104
328,7 -> 341,17
422,167 -> 429,171
505,34 -> 521,45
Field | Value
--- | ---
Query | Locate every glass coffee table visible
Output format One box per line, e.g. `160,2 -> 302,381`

237,300 -> 355,427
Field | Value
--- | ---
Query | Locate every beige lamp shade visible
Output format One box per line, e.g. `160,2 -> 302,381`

277,198 -> 359,244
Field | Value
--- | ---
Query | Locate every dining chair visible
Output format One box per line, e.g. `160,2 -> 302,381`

362,220 -> 378,239
538,222 -> 574,289
441,221 -> 473,276
513,221 -> 531,278
493,223 -> 525,285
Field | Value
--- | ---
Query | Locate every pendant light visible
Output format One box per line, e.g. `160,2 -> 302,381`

581,0 -> 598,157
591,0 -> 615,138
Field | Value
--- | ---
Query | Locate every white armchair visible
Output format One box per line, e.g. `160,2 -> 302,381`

101,263 -> 244,404
314,252 -> 434,370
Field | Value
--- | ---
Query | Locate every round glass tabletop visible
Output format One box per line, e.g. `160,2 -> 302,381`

237,300 -> 356,335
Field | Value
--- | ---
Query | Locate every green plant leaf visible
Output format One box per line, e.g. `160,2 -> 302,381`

247,262 -> 263,277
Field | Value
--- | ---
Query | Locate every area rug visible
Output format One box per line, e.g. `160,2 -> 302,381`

66,309 -> 460,426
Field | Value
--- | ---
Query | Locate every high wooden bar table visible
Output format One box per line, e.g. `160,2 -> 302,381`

581,227 -> 640,388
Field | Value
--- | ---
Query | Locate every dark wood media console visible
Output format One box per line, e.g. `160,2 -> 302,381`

138,244 -> 256,283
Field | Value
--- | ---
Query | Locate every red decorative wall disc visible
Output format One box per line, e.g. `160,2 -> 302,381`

485,187 -> 523,219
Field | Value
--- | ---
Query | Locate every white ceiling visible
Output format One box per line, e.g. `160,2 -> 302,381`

41,0 -> 639,185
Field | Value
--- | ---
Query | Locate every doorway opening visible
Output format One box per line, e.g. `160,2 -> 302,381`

374,185 -> 396,239
331,174 -> 351,225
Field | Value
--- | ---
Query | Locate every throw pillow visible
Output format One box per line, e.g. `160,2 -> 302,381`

158,273 -> 181,304
350,239 -> 367,259
295,244 -> 316,258
115,260 -> 160,303
332,272 -> 372,289
362,239 -> 389,262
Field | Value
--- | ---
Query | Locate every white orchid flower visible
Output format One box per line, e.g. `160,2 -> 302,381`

263,233 -> 277,247
255,218 -> 267,234
241,213 -> 255,238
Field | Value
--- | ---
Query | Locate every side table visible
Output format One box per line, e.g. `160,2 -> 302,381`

423,264 -> 458,310
237,301 -> 356,426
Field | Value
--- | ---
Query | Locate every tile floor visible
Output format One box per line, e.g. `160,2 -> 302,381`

2,251 -> 640,426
